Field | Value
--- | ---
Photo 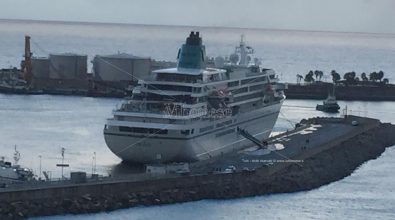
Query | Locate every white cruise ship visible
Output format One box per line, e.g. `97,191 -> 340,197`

104,32 -> 286,164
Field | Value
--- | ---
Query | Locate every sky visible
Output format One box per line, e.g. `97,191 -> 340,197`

0,0 -> 394,34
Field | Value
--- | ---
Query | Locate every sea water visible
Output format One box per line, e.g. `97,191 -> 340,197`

0,19 -> 394,219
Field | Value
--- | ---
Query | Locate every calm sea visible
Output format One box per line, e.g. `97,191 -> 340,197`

0,19 -> 394,219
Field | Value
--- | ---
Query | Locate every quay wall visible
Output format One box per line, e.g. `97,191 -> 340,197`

1,121 -> 395,219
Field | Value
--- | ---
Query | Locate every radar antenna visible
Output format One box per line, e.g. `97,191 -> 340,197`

235,35 -> 254,66
13,145 -> 21,165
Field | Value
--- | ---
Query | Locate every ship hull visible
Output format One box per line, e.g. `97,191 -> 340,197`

104,101 -> 283,164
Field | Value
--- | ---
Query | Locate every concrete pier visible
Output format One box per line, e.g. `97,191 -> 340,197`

1,115 -> 394,219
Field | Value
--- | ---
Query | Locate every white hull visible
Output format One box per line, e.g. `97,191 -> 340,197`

104,101 -> 282,163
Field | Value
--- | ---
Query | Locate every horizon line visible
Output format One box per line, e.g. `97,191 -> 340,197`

1,18 -> 395,37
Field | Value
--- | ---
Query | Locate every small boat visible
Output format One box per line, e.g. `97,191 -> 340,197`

316,93 -> 340,113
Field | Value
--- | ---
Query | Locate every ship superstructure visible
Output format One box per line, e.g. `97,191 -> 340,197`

0,147 -> 34,184
104,32 -> 285,163
316,85 -> 340,113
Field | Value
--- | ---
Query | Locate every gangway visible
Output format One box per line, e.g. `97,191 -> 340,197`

237,127 -> 268,149
42,171 -> 50,181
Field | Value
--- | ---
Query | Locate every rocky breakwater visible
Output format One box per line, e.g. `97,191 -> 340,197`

1,117 -> 395,220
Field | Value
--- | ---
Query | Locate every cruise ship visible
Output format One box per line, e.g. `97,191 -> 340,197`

104,32 -> 286,164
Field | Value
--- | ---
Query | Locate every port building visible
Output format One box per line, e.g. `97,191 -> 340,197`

92,53 -> 151,83
31,53 -> 89,90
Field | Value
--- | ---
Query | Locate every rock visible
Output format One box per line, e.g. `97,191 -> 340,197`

128,193 -> 137,198
62,199 -> 73,209
18,212 -> 24,218
129,198 -> 139,204
82,194 -> 92,201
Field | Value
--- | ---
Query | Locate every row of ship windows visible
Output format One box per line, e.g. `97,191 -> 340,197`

231,84 -> 263,95
132,93 -> 207,104
119,126 -> 197,136
147,76 -> 268,92
144,78 -> 266,95
118,124 -> 235,137
119,126 -> 168,134
147,84 -> 202,93
156,73 -> 202,83
233,92 -> 262,103
227,76 -> 267,88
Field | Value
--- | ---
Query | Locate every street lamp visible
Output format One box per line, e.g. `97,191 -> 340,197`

38,155 -> 42,180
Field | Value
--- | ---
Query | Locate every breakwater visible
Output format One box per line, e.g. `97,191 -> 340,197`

286,83 -> 395,101
1,117 -> 394,219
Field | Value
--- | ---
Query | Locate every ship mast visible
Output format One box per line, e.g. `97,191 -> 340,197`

235,35 -> 254,66
13,145 -> 20,165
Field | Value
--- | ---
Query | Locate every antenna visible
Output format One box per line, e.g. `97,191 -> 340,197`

38,155 -> 42,180
92,152 -> 97,175
13,145 -> 20,165
56,147 -> 69,180
61,147 -> 65,179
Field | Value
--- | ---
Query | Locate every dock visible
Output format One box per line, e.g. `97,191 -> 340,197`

0,115 -> 394,219
191,115 -> 380,174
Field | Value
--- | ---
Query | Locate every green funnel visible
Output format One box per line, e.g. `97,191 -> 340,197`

177,31 -> 206,69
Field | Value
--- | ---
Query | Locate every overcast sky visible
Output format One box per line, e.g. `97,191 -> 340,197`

1,0 -> 394,33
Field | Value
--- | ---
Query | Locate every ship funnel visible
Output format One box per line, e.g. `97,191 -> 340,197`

177,31 -> 206,69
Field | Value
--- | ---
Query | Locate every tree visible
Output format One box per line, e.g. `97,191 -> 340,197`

377,70 -> 384,82
315,70 -> 323,81
331,70 -> 340,84
313,70 -> 324,81
361,72 -> 368,81
343,71 -> 356,84
369,72 -> 377,81
383,78 -> 389,84
314,70 -> 320,81
304,71 -> 315,83
296,74 -> 303,84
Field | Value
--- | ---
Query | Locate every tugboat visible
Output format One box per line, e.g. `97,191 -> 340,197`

316,85 -> 340,113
